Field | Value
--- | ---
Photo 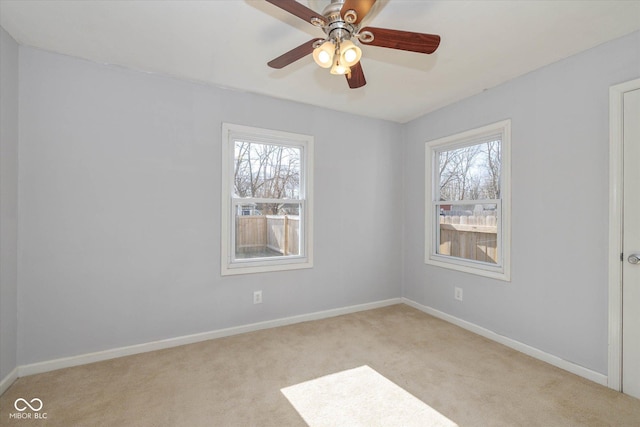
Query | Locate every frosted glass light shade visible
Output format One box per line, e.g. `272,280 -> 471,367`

330,58 -> 350,75
340,40 -> 362,67
313,41 -> 335,68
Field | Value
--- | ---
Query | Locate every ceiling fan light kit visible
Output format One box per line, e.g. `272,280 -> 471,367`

313,38 -> 362,75
265,0 -> 441,88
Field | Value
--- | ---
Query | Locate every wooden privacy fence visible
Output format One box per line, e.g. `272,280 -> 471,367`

236,215 -> 300,256
439,215 -> 498,263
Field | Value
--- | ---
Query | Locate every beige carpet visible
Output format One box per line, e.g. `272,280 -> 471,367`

281,365 -> 457,427
1,304 -> 639,426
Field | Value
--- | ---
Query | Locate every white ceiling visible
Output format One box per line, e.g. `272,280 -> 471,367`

1,0 -> 639,123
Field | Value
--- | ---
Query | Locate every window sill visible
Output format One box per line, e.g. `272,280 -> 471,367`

222,259 -> 313,276
425,255 -> 510,282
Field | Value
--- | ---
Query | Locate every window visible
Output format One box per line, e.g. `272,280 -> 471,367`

425,120 -> 511,281
221,123 -> 313,275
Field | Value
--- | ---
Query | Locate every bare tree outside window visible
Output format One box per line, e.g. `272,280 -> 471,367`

234,141 -> 301,215
485,139 -> 501,199
231,140 -> 304,260
438,139 -> 501,202
435,138 -> 502,265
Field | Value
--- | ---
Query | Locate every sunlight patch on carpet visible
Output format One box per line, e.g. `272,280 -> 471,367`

281,365 -> 458,427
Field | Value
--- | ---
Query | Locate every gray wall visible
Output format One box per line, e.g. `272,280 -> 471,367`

0,27 -> 20,381
8,28 -> 640,377
16,47 -> 403,365
402,31 -> 640,375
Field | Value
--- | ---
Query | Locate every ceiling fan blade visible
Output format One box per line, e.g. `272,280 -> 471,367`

341,0 -> 376,25
346,62 -> 366,89
359,26 -> 441,54
268,38 -> 323,69
265,0 -> 326,26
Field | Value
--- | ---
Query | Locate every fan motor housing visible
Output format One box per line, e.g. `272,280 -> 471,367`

322,1 -> 357,41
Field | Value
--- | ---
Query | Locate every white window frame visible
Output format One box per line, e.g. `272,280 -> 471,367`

425,120 -> 511,281
221,123 -> 314,275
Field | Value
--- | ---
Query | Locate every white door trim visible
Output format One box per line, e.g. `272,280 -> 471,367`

608,78 -> 640,391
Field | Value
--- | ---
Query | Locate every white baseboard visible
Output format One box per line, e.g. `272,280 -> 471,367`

18,298 -> 403,378
402,298 -> 608,386
0,367 -> 18,396
9,297 -> 608,389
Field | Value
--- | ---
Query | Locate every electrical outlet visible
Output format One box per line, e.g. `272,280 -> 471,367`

454,287 -> 463,301
253,290 -> 263,304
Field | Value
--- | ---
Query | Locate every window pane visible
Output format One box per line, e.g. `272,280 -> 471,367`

437,203 -> 498,264
235,202 -> 301,259
234,141 -> 301,199
438,139 -> 501,201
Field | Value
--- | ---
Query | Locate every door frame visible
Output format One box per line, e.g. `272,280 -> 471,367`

608,78 -> 640,392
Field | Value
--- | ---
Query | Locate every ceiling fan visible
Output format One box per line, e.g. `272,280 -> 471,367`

265,0 -> 441,89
